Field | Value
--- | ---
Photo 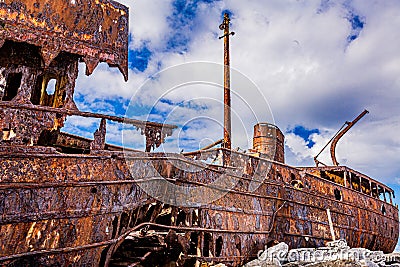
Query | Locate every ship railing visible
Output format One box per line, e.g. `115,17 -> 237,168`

300,165 -> 396,206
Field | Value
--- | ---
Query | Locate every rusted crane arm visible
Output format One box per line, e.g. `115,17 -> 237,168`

330,109 -> 369,166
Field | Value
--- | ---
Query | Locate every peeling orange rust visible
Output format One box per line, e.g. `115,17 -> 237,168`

0,0 -> 129,81
0,1 -> 398,267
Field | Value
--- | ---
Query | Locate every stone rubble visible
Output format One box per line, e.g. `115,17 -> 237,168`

243,240 -> 400,267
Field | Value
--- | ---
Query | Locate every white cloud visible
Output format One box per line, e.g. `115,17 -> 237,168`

285,128 -> 334,165
118,0 -> 174,50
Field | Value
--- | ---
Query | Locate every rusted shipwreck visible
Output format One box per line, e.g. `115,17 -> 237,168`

0,1 -> 398,266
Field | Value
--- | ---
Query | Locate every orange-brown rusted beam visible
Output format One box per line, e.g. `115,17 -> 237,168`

0,101 -> 177,130
330,110 -> 369,166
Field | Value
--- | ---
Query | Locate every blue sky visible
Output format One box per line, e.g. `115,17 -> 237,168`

66,0 -> 400,244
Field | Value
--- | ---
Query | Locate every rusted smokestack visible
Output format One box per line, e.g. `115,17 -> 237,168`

253,123 -> 285,163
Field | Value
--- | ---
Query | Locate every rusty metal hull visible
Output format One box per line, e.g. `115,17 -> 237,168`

1,0 -> 396,265
0,147 -> 397,266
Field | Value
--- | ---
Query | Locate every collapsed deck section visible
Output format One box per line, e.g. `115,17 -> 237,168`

0,0 -> 128,80
0,0 -> 177,151
0,0 -> 129,146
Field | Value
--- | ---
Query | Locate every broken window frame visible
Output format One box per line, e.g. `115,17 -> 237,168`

202,232 -> 213,257
371,182 -> 379,198
334,188 -> 342,201
31,74 -> 61,107
385,190 -> 393,204
350,173 -> 361,192
378,185 -> 386,202
2,72 -> 23,101
215,236 -> 223,257
361,177 -> 371,196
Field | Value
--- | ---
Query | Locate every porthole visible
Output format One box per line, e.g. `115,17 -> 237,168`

334,188 -> 342,201
381,204 -> 386,215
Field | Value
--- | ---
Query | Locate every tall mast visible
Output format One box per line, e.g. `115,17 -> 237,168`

219,13 -> 235,151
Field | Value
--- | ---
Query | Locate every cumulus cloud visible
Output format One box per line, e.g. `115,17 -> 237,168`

118,0 -> 174,50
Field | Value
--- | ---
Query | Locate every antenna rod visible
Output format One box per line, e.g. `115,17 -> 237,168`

219,13 -> 235,151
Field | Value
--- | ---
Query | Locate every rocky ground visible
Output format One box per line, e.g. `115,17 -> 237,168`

241,240 -> 400,267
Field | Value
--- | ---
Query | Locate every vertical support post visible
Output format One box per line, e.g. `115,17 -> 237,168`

195,233 -> 202,267
90,118 -> 106,151
369,180 -> 372,196
327,208 -> 336,241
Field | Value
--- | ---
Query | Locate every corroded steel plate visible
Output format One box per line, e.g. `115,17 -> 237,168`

0,0 -> 128,80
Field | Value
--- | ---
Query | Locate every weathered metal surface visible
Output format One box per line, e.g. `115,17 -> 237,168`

253,123 -> 285,163
56,131 -> 140,152
0,102 -> 176,151
90,118 -> 106,151
185,149 -> 398,256
0,148 -> 398,266
0,1 -> 398,266
219,13 -> 234,152
0,0 -> 129,80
